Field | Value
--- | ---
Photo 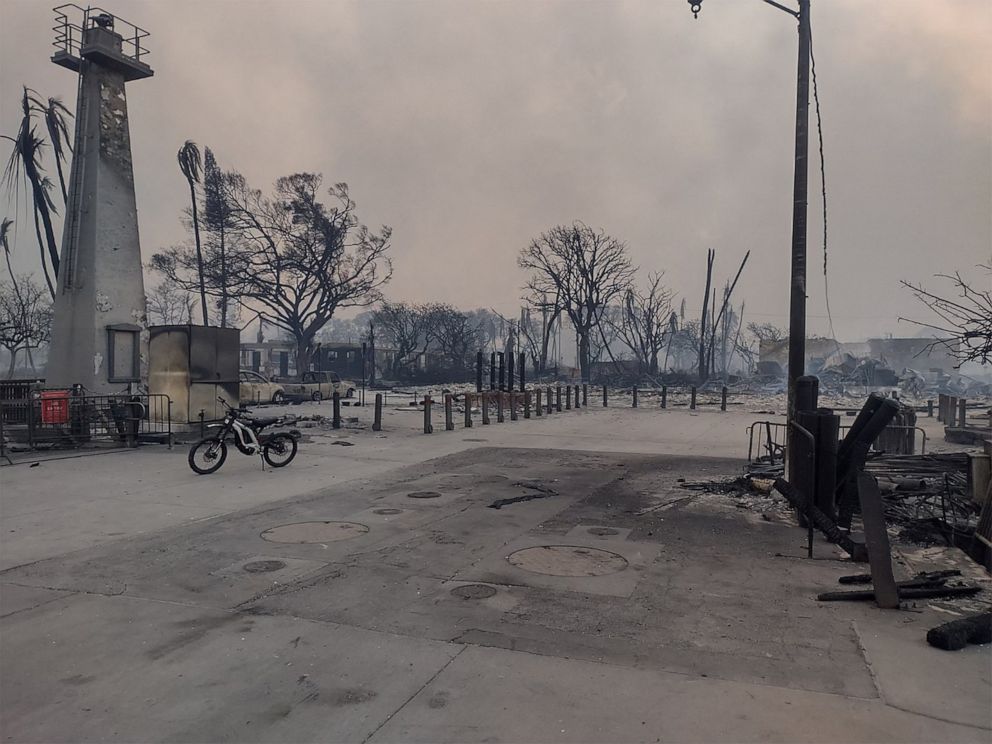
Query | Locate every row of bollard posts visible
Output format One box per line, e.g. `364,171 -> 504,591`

419,383 -> 739,424
418,383 -> 601,434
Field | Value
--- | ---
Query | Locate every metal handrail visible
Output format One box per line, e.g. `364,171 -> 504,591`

746,419 -> 927,464
53,4 -> 151,62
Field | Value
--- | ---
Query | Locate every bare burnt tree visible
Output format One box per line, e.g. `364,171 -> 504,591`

0,275 -> 51,378
431,304 -> 485,375
146,280 -> 195,325
900,268 -> 992,366
518,223 -> 635,382
613,272 -> 674,377
747,322 -> 785,343
464,308 -> 502,352
373,301 -> 439,377
218,173 -> 391,373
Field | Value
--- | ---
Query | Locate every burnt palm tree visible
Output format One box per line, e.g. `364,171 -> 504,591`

2,88 -> 66,298
177,140 -> 208,325
1,217 -> 21,301
41,97 -> 73,203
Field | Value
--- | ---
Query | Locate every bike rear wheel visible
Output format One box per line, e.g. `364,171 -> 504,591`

188,439 -> 228,475
263,433 -> 297,468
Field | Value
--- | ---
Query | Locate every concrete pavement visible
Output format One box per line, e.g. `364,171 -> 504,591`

1,406 -> 989,743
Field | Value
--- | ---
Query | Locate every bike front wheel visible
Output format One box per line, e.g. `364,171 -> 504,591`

263,433 -> 298,468
188,439 -> 228,475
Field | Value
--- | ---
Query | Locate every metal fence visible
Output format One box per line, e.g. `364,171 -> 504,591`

746,419 -> 927,466
1,390 -> 171,454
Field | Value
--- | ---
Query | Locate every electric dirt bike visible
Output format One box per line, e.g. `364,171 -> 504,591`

188,398 -> 300,475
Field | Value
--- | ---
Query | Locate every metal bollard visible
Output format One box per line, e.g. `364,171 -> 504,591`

490,352 -> 496,390
603,384 -> 608,407
445,394 -> 454,431
556,386 -> 562,412
947,397 -> 957,427
958,398 -> 967,428
632,385 -> 638,408
583,384 -> 588,406
524,391 -> 531,419
721,386 -> 727,412
690,386 -> 697,410
423,395 -> 433,434
547,386 -> 553,414
476,351 -> 484,393
661,385 -> 667,409
373,393 -> 383,431
574,385 -> 581,408
497,392 -> 504,423
927,399 -> 933,418
510,391 -> 518,421
464,394 -> 473,428
535,389 -> 542,417
332,391 -> 341,429
565,386 -> 572,410
519,353 -> 526,392
482,392 -> 490,425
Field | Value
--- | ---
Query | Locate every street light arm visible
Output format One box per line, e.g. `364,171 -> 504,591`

759,0 -> 799,19
689,0 -> 798,20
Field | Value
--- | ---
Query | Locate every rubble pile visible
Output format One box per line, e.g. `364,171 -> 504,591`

865,453 -> 979,546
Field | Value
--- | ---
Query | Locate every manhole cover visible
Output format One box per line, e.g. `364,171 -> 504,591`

243,560 -> 287,573
507,546 -> 628,577
373,508 -> 403,515
587,527 -> 619,537
260,521 -> 369,543
450,584 -> 497,600
407,491 -> 442,499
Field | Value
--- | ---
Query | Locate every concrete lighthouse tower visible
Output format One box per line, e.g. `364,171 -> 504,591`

46,7 -> 153,392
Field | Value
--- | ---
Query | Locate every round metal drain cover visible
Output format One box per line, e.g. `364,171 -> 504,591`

587,527 -> 619,537
243,560 -> 287,573
373,508 -> 403,515
407,491 -> 442,499
450,584 -> 497,600
507,546 -> 628,577
260,521 -> 369,544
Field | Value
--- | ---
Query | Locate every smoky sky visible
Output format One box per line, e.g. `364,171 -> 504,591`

1,0 -> 989,342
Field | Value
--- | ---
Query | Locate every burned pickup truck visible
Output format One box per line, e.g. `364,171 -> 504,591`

281,371 -> 356,402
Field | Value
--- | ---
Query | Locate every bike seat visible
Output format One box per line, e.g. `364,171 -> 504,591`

250,416 -> 280,428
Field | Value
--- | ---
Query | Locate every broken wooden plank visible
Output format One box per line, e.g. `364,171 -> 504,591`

857,472 -> 900,609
